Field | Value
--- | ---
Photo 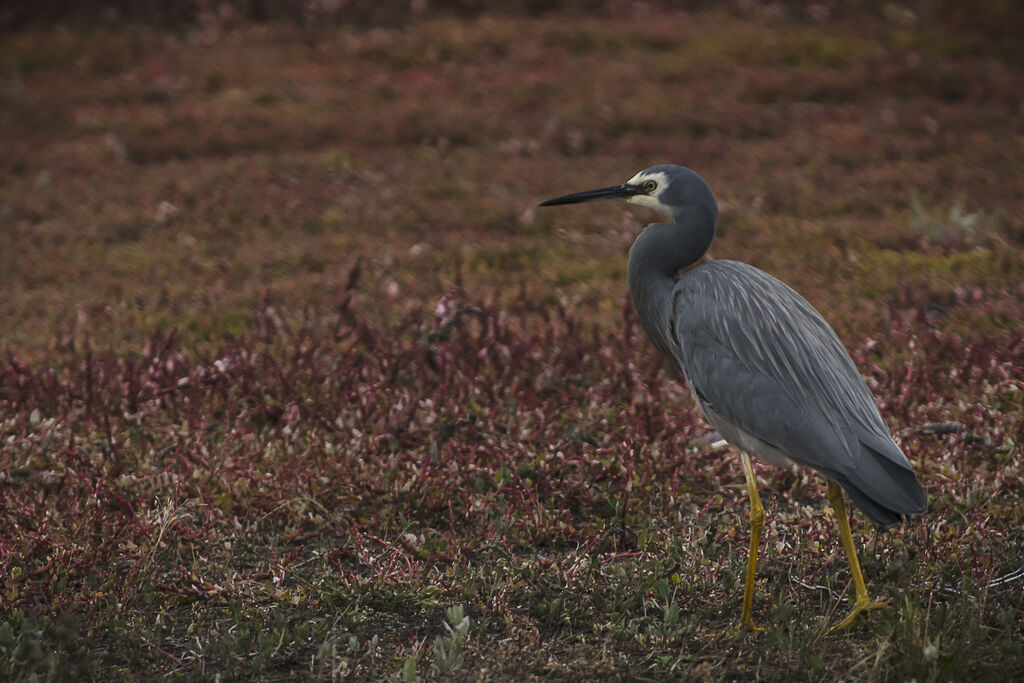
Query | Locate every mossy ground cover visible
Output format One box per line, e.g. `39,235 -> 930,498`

1,5 -> 1023,680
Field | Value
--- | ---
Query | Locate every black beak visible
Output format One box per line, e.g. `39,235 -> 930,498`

539,183 -> 641,207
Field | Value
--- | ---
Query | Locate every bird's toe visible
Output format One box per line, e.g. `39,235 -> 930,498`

826,597 -> 888,634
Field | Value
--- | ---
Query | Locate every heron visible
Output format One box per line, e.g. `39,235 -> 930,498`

539,164 -> 926,634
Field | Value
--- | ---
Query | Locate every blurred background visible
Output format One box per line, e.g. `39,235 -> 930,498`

2,1 -> 1022,355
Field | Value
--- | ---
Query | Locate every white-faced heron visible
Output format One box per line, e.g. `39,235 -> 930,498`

540,164 -> 926,633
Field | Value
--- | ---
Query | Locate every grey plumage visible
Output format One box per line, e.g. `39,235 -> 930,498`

670,260 -> 925,525
541,163 -> 925,526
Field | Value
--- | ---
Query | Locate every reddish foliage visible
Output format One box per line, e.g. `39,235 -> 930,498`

2,290 -> 1022,620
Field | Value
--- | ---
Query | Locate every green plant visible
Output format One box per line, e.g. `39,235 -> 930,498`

910,192 -> 996,250
432,605 -> 470,676
645,577 -> 684,643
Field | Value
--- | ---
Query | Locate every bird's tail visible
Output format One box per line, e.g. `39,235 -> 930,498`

840,441 -> 926,528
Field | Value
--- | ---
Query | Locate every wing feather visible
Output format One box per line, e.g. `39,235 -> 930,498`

670,261 -> 925,522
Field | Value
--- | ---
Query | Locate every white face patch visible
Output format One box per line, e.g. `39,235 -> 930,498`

624,170 -> 673,217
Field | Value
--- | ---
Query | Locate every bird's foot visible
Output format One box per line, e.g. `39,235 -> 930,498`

700,618 -> 763,639
731,618 -> 764,636
826,597 -> 887,634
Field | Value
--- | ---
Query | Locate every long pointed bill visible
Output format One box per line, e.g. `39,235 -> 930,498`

539,183 -> 641,207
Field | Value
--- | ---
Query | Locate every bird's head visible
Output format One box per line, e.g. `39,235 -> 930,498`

539,164 -> 716,224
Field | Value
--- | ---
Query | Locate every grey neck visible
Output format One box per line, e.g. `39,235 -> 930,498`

626,204 -> 716,359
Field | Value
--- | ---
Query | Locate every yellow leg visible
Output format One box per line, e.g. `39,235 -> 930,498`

736,452 -> 765,633
825,480 -> 887,633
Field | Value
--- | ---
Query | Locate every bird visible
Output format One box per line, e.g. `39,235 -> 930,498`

539,164 -> 926,634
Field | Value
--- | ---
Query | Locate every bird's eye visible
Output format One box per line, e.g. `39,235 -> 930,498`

643,180 -> 657,193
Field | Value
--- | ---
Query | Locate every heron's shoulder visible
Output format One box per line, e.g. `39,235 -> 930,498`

678,260 -> 810,312
686,260 -> 788,288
